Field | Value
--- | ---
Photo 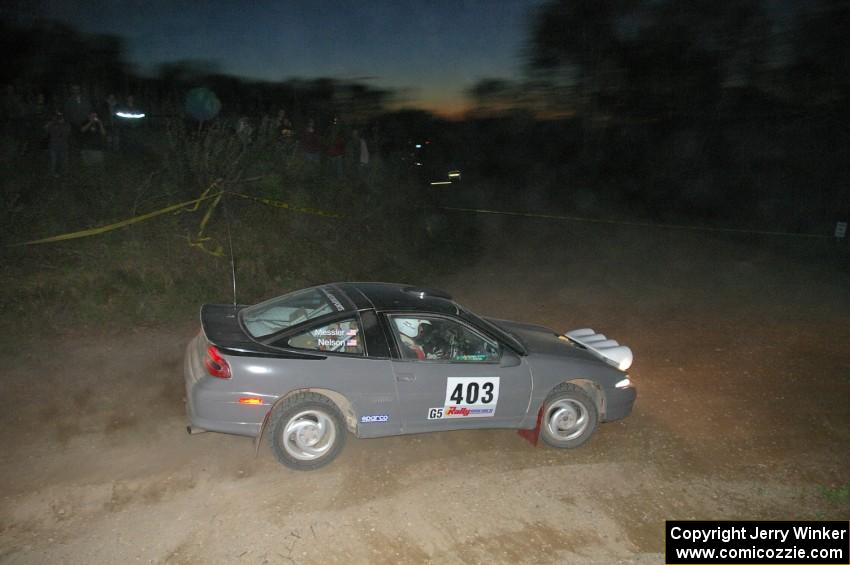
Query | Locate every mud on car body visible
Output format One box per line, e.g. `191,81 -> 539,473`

184,282 -> 637,470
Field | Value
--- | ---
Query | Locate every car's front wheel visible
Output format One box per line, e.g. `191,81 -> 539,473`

540,383 -> 599,449
268,392 -> 346,470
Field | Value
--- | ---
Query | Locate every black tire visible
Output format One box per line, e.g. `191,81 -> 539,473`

539,383 -> 599,449
268,392 -> 347,470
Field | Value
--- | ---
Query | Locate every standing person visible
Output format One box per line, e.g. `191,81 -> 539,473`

277,109 -> 295,154
104,94 -> 119,150
63,84 -> 91,163
116,95 -> 144,151
30,92 -> 47,121
235,116 -> 253,148
368,124 -> 383,180
351,128 -> 369,176
45,111 -> 70,177
80,111 -> 106,165
300,118 -> 322,165
21,92 -> 47,155
63,84 -> 90,130
325,115 -> 346,178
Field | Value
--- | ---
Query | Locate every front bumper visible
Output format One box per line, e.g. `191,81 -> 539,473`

603,384 -> 636,422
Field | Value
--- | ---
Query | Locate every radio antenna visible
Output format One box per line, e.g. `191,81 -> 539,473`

221,191 -> 237,306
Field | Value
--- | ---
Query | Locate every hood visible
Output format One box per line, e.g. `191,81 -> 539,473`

485,318 -> 599,362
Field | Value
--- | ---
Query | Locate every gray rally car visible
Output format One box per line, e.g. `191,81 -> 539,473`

184,282 -> 636,470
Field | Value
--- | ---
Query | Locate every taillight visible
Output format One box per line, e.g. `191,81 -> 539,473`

203,345 -> 231,379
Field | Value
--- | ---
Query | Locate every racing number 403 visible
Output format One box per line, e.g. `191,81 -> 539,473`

449,381 -> 495,405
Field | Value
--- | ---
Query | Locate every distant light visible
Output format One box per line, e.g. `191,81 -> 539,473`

415,144 -> 422,149
448,170 -> 461,179
116,111 -> 145,119
415,162 -> 422,166
430,181 -> 452,185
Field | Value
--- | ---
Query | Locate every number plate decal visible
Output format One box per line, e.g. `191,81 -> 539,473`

427,377 -> 499,419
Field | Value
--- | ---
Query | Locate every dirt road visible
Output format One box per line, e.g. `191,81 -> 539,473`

2,217 -> 848,564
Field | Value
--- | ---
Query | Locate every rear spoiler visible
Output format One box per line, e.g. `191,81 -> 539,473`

201,304 -> 324,359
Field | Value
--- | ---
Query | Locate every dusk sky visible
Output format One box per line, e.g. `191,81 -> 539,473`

22,0 -> 544,116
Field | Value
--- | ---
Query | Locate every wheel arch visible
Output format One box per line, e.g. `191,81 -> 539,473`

550,378 -> 606,420
254,387 -> 356,457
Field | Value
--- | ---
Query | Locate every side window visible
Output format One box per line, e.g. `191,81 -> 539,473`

390,316 -> 499,362
287,318 -> 363,355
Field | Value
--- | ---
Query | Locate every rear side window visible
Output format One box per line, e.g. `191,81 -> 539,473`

287,318 -> 363,355
242,287 -> 347,338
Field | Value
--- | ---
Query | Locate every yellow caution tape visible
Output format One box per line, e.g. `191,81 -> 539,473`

177,182 -> 219,214
10,188 -> 342,248
228,192 -> 343,219
11,192 -> 224,246
188,187 -> 225,256
198,192 -> 222,233
185,233 -> 224,257
442,206 -> 834,239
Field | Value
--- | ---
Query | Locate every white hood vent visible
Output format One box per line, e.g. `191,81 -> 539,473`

565,328 -> 633,371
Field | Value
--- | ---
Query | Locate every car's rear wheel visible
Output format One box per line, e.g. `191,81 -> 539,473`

268,392 -> 346,470
540,383 -> 598,449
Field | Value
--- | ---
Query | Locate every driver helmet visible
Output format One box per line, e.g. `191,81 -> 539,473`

395,318 -> 430,338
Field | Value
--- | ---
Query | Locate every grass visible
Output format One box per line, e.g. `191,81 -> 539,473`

0,127 -> 462,340
818,485 -> 849,505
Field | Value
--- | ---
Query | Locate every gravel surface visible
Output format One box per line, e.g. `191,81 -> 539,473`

2,217 -> 848,564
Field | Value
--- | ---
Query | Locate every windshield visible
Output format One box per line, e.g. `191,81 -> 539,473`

458,308 -> 526,354
241,287 -> 346,338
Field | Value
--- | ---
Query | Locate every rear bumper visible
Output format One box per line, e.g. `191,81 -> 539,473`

603,385 -> 636,422
183,336 -> 263,438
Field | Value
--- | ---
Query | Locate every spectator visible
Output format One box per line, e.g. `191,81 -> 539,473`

20,92 -> 48,155
350,129 -> 369,183
45,111 -> 70,177
30,92 -> 47,121
300,118 -> 322,164
325,116 -> 346,178
276,109 -> 294,138
277,109 -> 295,154
80,111 -> 107,165
104,94 -> 119,150
63,84 -> 90,129
351,128 -> 369,175
2,85 -> 26,155
116,95 -> 144,150
235,116 -> 253,147
2,84 -> 24,124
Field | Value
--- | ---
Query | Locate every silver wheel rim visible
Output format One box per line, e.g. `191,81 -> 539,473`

545,398 -> 589,441
282,409 -> 336,461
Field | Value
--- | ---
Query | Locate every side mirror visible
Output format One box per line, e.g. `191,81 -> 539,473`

500,349 -> 521,368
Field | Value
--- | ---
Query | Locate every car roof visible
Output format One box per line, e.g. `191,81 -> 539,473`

332,282 -> 459,315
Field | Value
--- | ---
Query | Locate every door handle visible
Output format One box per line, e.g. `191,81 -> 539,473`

395,372 -> 415,382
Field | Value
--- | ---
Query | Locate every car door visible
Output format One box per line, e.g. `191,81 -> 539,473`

275,311 -> 402,438
385,313 -> 532,434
